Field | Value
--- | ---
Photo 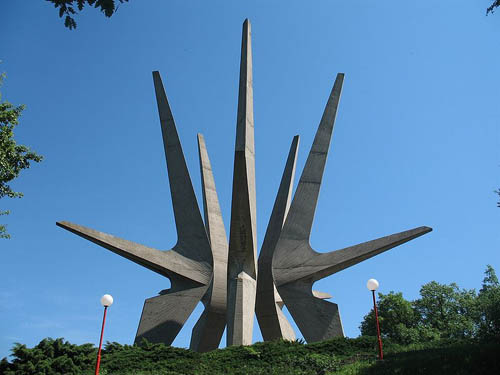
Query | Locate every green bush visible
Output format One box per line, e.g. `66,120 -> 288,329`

1,338 -> 95,375
1,336 -> 499,375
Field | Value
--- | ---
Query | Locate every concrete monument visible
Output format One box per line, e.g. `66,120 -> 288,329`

226,19 -> 258,346
57,19 -> 432,351
271,73 -> 432,342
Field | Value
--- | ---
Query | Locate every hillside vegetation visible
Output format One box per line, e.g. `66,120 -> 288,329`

2,266 -> 499,374
1,336 -> 499,375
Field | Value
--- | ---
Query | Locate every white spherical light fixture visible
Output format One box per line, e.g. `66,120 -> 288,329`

100,294 -> 114,307
366,279 -> 379,291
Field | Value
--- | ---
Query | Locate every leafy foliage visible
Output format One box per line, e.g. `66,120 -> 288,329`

477,265 -> 500,339
2,336 -> 499,375
360,265 -> 500,344
46,0 -> 130,29
45,0 -> 500,27
0,338 -> 95,375
0,73 -> 42,238
197,339 -> 343,375
415,281 -> 478,339
359,292 -> 431,345
0,337 -> 380,375
488,1 -> 500,14
100,339 -> 200,374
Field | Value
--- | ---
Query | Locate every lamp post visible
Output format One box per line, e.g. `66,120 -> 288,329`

366,279 -> 383,360
95,294 -> 113,375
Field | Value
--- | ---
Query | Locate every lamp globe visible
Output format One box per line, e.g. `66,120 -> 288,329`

366,279 -> 379,291
100,294 -> 114,307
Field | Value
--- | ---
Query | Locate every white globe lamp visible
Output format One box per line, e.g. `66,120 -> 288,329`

366,279 -> 379,291
96,294 -> 113,375
366,278 -> 383,360
100,294 -> 114,307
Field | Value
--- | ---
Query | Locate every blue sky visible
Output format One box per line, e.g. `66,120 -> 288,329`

1,0 -> 499,358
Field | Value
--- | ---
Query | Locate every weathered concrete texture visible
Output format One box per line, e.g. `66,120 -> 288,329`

57,71 -> 215,348
275,290 -> 332,309
227,19 -> 258,346
272,73 -> 432,343
55,222 -> 212,285
152,71 -> 212,267
197,134 -> 228,314
190,309 -> 226,352
189,134 -> 229,352
256,136 -> 299,342
137,280 -> 208,345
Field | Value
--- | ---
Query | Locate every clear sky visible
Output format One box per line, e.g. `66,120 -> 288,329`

1,0 -> 499,359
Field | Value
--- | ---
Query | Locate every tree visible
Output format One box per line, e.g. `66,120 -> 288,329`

488,1 -> 500,14
360,292 -> 417,337
360,291 -> 439,345
0,73 -> 43,239
477,265 -> 500,339
359,280 -> 483,344
414,281 -> 478,339
46,0 -> 130,30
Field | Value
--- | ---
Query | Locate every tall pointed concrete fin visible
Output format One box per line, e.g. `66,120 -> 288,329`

189,134 -> 228,352
256,135 -> 299,341
227,18 -> 258,346
283,73 -> 344,242
197,133 -> 229,270
56,221 -> 211,285
235,18 -> 254,156
273,74 -> 344,286
275,226 -> 432,286
152,71 -> 211,265
259,135 -> 299,265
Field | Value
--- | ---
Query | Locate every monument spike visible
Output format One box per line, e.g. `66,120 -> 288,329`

256,136 -> 299,341
135,72 -> 215,346
275,226 -> 432,287
58,71 -> 215,348
56,221 -> 210,285
280,73 -> 344,244
197,134 -> 229,265
152,71 -> 212,265
189,134 -> 228,352
272,74 -> 432,343
226,18 -> 258,346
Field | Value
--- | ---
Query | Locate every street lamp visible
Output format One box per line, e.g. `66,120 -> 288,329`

366,279 -> 383,360
95,294 -> 113,375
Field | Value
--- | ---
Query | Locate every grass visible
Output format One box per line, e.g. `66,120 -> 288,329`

359,339 -> 500,375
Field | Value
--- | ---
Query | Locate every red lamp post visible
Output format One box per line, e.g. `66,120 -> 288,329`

95,294 -> 113,375
367,279 -> 383,360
